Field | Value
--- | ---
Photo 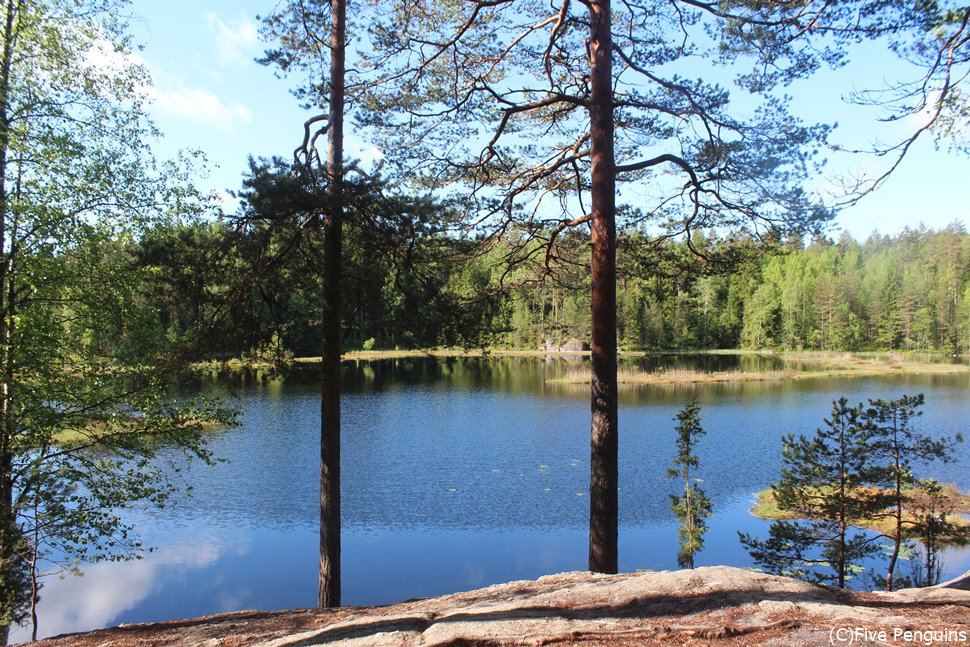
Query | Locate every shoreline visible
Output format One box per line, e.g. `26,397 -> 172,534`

192,349 -> 970,385
32,566 -> 970,647
549,352 -> 970,385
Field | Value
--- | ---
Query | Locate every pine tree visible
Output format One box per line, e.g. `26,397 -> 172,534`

740,398 -> 885,587
907,479 -> 970,588
863,394 -> 962,590
667,401 -> 712,569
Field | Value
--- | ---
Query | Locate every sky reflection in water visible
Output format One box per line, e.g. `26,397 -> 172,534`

14,357 -> 970,642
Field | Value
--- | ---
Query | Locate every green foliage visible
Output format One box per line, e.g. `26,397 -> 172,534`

740,398 -> 885,588
0,0 -> 234,634
863,394 -> 962,590
906,479 -> 970,587
134,223 -> 970,356
519,225 -> 967,353
0,524 -> 28,630
208,158 -> 490,358
667,401 -> 712,569
742,394 -> 964,590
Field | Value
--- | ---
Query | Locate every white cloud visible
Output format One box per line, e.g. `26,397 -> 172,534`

206,12 -> 259,65
8,534 -> 241,642
358,145 -> 386,166
900,89 -> 944,132
83,38 -> 146,76
83,36 -> 251,131
148,84 -> 252,130
346,133 -> 386,169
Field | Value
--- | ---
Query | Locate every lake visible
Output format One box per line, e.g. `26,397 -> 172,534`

15,355 -> 970,642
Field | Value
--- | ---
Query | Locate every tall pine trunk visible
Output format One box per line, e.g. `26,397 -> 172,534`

587,0 -> 619,575
319,0 -> 346,609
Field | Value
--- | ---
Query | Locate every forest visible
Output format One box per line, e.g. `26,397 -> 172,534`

137,217 -> 970,359
1,0 -> 969,639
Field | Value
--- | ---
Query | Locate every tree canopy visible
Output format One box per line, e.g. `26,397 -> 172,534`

0,0 -> 232,639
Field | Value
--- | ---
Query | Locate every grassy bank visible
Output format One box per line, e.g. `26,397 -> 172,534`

193,348 -> 591,373
750,485 -> 970,543
53,418 -> 226,446
191,350 -> 970,384
327,348 -> 590,362
548,353 -> 970,386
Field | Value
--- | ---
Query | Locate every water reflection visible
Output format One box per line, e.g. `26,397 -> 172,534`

11,532 -> 239,642
19,356 -> 970,641
175,363 -> 970,532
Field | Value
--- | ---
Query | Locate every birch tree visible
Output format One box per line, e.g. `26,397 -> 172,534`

0,0 -> 230,639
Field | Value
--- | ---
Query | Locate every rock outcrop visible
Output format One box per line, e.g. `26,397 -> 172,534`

540,339 -> 588,352
33,566 -> 970,646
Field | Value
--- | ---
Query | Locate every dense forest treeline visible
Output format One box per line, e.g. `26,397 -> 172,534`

133,217 -> 970,358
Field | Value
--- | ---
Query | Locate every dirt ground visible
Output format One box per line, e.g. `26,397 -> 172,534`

29,566 -> 970,646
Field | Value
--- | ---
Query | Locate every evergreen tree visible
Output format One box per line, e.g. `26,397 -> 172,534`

354,0 -> 881,575
740,398 -> 885,588
667,401 -> 712,569
863,394 -> 962,591
907,479 -> 970,588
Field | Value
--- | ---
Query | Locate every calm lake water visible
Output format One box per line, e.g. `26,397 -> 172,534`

15,355 -> 970,642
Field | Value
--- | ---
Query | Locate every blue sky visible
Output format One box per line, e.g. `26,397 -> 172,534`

128,1 -> 970,241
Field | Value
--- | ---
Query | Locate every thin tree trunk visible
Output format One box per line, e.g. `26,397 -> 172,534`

0,241 -> 14,647
886,470 -> 901,591
29,507 -> 37,642
684,478 -> 694,568
886,419 -> 902,592
587,0 -> 618,575
838,417 -> 847,589
0,3 -> 18,640
319,0 -> 346,609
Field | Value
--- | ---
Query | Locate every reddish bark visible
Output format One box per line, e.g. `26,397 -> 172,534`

319,0 -> 346,609
586,0 -> 619,575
